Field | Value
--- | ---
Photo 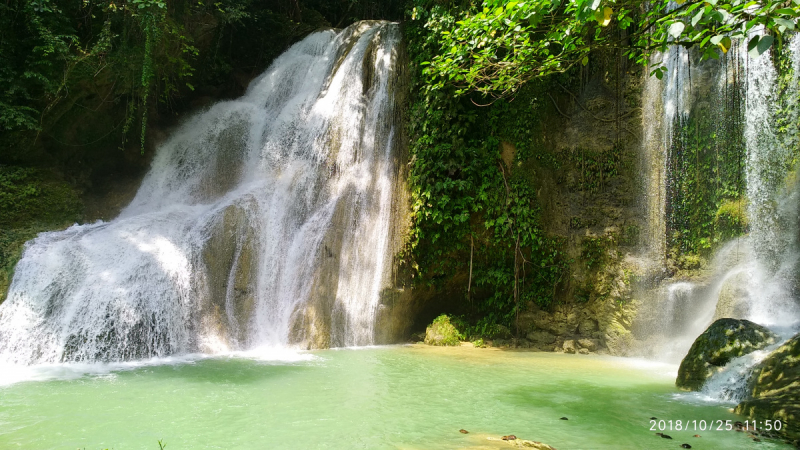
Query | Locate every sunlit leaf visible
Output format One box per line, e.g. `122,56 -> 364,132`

668,21 -> 685,38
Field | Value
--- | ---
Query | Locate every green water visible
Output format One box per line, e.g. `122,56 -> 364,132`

0,345 -> 788,449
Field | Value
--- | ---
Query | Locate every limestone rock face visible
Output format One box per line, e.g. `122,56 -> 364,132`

562,339 -> 577,354
676,318 -> 779,391
735,333 -> 800,443
712,271 -> 752,321
424,315 -> 460,346
200,203 -> 258,349
527,330 -> 556,345
578,338 -> 599,352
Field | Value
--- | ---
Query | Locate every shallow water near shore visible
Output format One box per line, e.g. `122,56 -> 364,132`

0,345 -> 789,449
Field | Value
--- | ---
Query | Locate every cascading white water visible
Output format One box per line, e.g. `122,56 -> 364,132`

700,343 -> 779,403
0,21 -> 404,364
739,32 -> 800,328
636,34 -> 800,366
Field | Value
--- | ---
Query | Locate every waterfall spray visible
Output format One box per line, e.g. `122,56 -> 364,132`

0,21 -> 404,364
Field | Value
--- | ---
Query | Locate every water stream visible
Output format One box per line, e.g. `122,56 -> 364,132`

634,34 -> 800,376
0,22 -> 404,364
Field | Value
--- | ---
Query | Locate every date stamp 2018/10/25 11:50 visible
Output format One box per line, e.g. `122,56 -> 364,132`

649,419 -> 783,432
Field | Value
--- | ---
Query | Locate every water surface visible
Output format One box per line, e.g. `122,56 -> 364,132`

0,346 -> 787,449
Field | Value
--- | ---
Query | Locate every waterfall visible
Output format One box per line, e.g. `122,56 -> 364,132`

0,21 -> 405,364
700,344 -> 778,403
635,34 -> 800,363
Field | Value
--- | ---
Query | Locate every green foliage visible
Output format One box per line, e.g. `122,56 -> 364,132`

666,99 -> 746,257
407,0 -> 800,96
0,166 -> 82,228
425,314 -> 461,346
0,0 -> 401,155
566,145 -> 627,194
715,197 -> 748,241
581,234 -> 613,270
404,5 -> 571,334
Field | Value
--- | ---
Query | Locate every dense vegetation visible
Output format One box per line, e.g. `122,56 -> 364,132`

0,0 -> 402,150
2,0 -> 800,333
402,0 -> 800,336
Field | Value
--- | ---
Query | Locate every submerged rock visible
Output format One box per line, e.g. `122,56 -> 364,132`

509,440 -> 556,449
676,318 -> 778,391
735,333 -> 800,442
424,315 -> 461,346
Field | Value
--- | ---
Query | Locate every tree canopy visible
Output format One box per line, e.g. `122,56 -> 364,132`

411,0 -> 800,97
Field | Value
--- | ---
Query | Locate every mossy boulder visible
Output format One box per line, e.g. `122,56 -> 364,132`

424,315 -> 461,346
735,333 -> 800,443
676,318 -> 778,391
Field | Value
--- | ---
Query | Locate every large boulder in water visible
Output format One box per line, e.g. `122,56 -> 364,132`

735,334 -> 800,443
424,315 -> 461,346
676,318 -> 779,391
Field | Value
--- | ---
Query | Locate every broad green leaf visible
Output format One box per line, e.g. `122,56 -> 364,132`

692,10 -> 704,27
774,18 -> 795,30
601,7 -> 613,26
755,34 -> 774,56
775,8 -> 798,16
747,34 -> 760,57
718,36 -> 732,53
668,21 -> 685,38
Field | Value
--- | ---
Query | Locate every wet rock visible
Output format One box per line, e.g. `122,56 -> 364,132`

712,271 -> 752,321
660,434 -> 672,439
578,348 -> 590,355
560,417 -> 569,420
502,435 -> 517,440
527,330 -> 556,345
681,444 -> 692,449
676,318 -> 779,391
693,434 -> 700,437
578,318 -> 599,335
411,332 -> 426,343
735,333 -> 800,442
492,325 -> 513,340
563,340 -> 577,354
577,338 -> 599,351
512,440 -> 557,449
459,429 -> 468,434
650,417 -> 658,420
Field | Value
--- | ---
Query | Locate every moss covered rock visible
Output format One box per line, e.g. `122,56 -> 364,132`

424,315 -> 461,346
735,333 -> 800,443
676,318 -> 779,391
